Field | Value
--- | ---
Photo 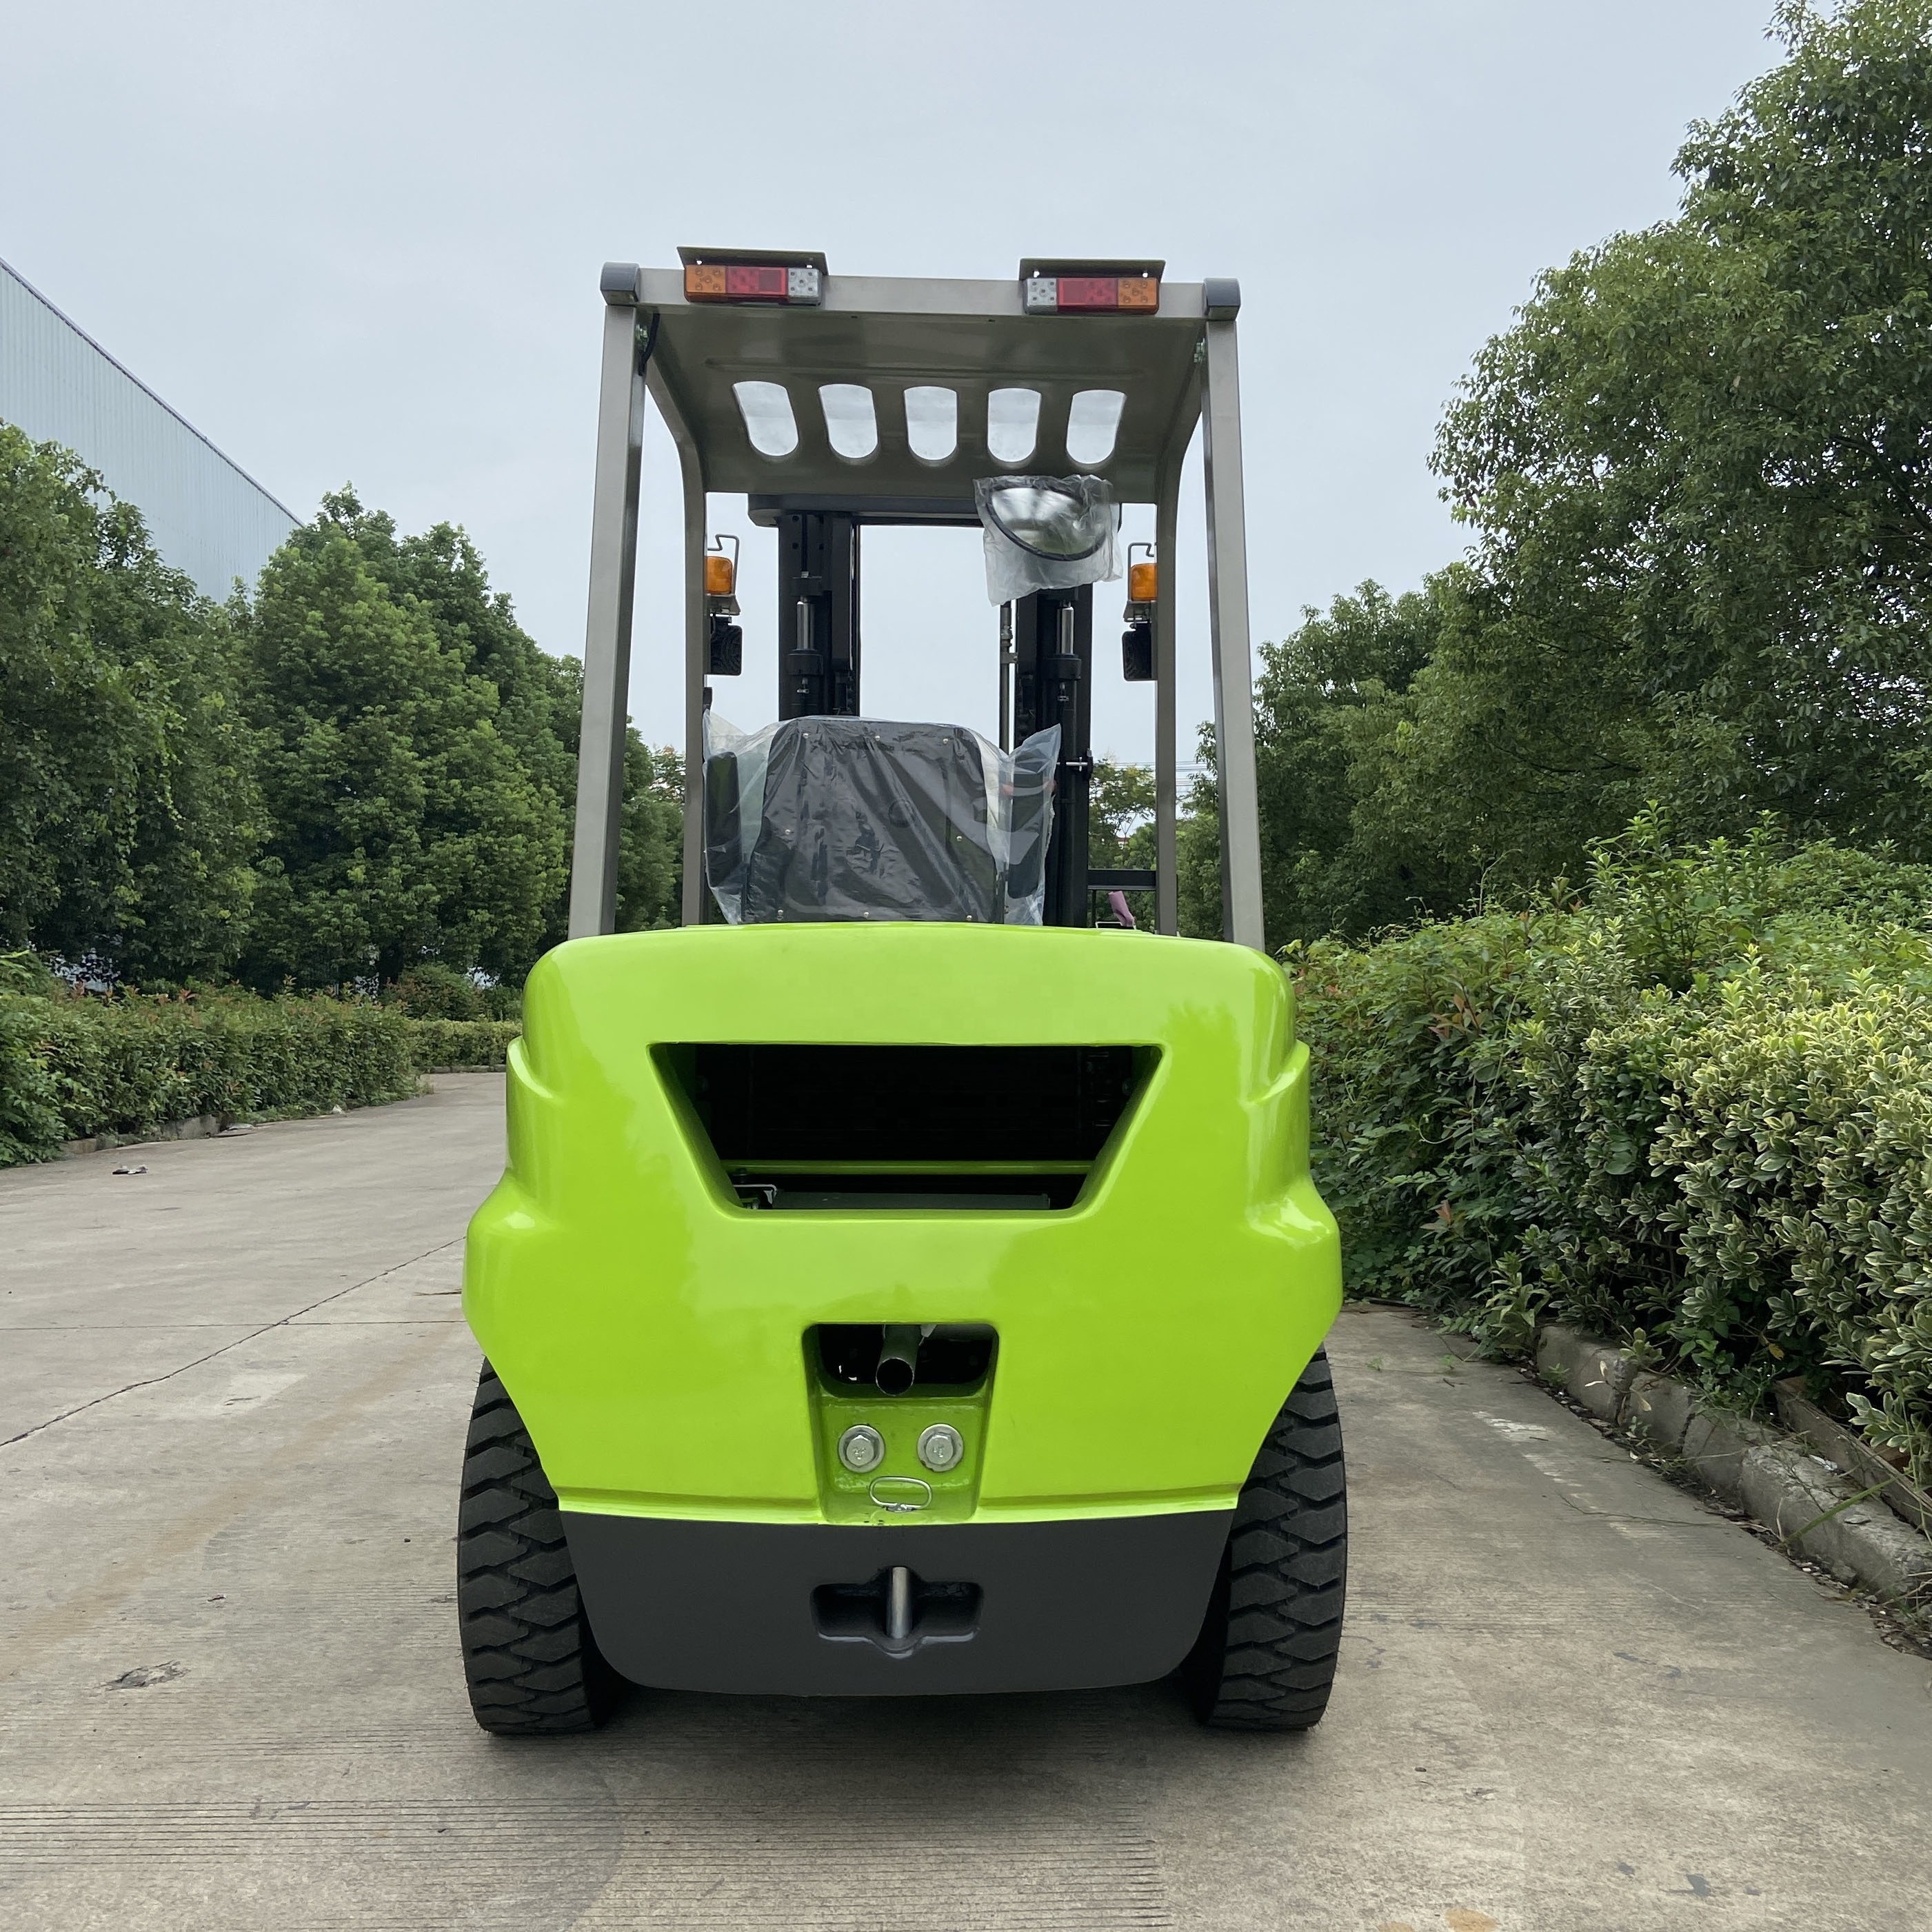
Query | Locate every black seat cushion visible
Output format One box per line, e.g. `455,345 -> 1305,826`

740,718 -> 1001,923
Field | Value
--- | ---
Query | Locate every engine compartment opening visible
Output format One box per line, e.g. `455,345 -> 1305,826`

658,1043 -> 1151,1209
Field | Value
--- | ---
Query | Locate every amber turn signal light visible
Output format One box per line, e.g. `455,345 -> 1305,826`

1023,272 -> 1160,315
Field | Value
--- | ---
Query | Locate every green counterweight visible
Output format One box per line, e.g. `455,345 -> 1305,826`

466,923 -> 1340,1528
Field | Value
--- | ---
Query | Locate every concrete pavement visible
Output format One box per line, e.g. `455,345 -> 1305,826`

1,1073 -> 1928,1930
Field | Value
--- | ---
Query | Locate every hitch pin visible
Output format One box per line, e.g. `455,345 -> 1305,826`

887,1565 -> 913,1641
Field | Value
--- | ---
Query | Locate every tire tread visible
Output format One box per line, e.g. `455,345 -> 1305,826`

1185,1349 -> 1347,1731
456,1362 -> 621,1735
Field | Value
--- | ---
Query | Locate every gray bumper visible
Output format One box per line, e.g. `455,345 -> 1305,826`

563,1509 -> 1232,1697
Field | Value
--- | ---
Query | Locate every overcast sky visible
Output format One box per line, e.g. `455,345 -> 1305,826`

2,1 -> 1780,761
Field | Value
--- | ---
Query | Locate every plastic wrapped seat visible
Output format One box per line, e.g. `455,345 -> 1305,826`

704,715 -> 1058,925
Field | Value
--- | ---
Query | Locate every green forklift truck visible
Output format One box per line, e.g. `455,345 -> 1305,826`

456,252 -> 1345,1733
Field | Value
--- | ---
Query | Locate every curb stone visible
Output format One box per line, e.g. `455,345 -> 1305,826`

1533,1322 -> 1636,1423
1681,1407 -> 1777,1497
61,1113 -> 229,1157
1531,1321 -> 1932,1611
1737,1447 -> 1932,1601
1621,1370 -> 1697,1451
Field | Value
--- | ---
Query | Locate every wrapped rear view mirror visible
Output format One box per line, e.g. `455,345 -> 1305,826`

975,474 -> 1119,604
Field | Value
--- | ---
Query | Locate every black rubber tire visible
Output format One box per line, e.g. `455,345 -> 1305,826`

1181,1348 -> 1347,1731
456,1362 -> 623,1735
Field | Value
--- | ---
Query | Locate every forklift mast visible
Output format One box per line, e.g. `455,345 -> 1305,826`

776,512 -> 861,721
1010,587 -> 1092,929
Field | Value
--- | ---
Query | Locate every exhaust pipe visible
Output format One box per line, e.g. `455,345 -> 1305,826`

875,1324 -> 922,1395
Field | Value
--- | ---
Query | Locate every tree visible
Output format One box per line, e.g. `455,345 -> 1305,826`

1086,757 -> 1156,926
617,736 -> 683,929
237,494 -> 568,988
0,426 -> 258,980
1247,581 -> 1447,944
1408,0 -> 1932,874
1334,563 -> 1695,912
1169,581 -> 1449,946
319,501 -> 585,949
307,491 -> 684,948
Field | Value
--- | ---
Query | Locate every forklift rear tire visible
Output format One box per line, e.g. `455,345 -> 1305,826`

457,1362 -> 623,1734
1182,1349 -> 1347,1731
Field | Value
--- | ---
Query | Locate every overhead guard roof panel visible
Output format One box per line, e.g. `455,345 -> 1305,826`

633,265 -> 1207,503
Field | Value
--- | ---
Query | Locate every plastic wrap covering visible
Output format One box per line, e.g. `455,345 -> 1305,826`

704,714 -> 1060,925
974,474 -> 1120,605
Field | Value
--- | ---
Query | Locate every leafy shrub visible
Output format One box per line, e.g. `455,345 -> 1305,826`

390,961 -> 485,1020
479,981 -> 522,1023
1298,821 -> 1932,1485
1645,972 -> 1932,1480
26,993 -> 419,1143
0,996 -> 63,1164
406,1018 -> 519,1070
0,953 -> 62,1160
0,985 -> 524,1168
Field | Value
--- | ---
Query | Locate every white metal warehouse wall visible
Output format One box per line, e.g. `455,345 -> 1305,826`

0,256 -> 296,599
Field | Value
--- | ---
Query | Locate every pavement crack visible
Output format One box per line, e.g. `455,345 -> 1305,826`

0,1237 -> 465,1449
1556,1493 -> 1726,1529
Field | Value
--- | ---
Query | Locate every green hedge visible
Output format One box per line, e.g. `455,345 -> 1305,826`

1296,819 -> 1932,1489
0,990 -> 519,1166
407,1017 -> 521,1070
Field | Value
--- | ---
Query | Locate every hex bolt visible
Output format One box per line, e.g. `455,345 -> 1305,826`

917,1423 -> 964,1472
838,1424 -> 885,1473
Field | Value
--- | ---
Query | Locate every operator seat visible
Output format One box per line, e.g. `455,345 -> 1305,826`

706,717 -> 1051,923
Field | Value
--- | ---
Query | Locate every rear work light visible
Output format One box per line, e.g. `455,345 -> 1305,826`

1123,543 -> 1157,683
706,535 -> 742,678
685,260 -> 823,305
1023,272 -> 1160,315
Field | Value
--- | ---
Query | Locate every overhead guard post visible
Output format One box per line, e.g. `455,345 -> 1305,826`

1200,285 -> 1267,952
626,300 -> 717,928
567,268 -> 647,939
675,412 -> 707,927
1154,458 -> 1183,936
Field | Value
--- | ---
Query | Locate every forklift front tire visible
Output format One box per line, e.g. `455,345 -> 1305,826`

457,1363 -> 623,1735
1183,1349 -> 1347,1731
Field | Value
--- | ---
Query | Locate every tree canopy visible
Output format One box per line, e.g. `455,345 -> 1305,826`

1222,0 -> 1932,949
0,447 -> 679,988
234,492 -> 570,989
0,425 -> 259,978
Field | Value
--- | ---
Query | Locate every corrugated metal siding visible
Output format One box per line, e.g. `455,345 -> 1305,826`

0,257 -> 297,599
